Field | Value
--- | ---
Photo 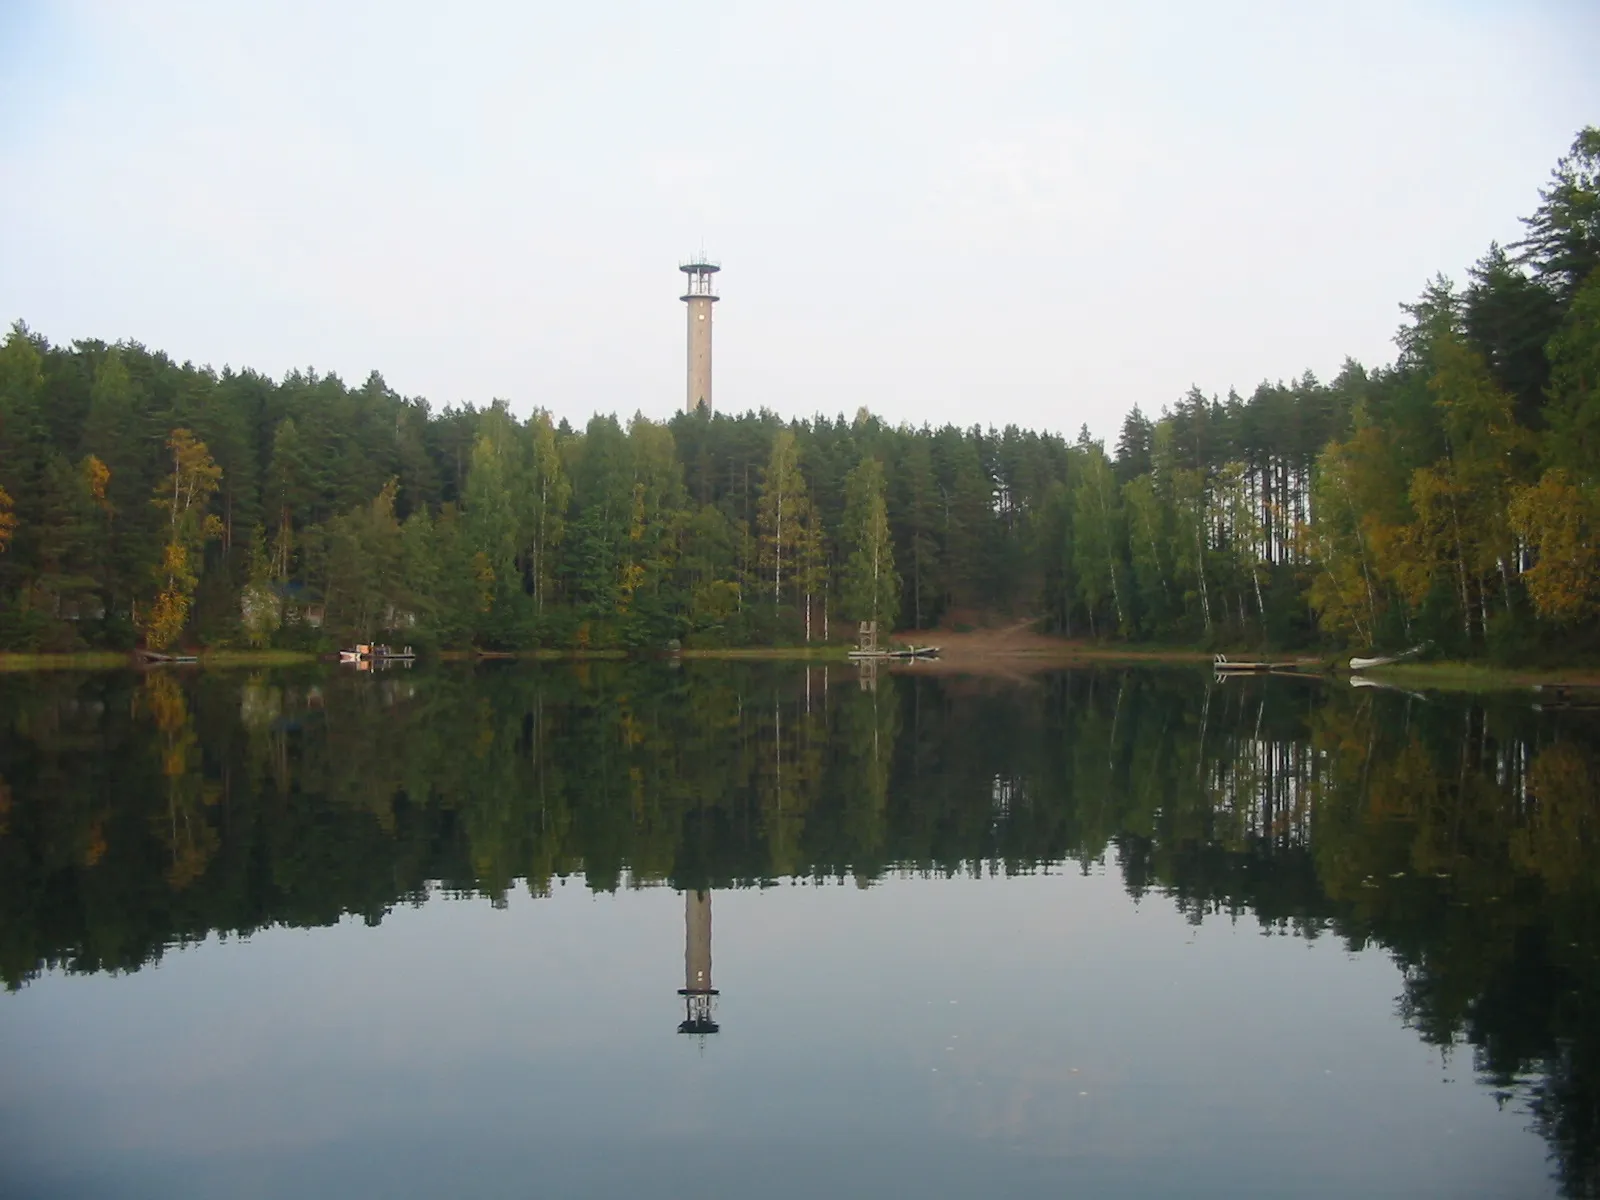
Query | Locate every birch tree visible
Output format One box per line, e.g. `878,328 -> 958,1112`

840,455 -> 900,632
757,430 -> 810,611
144,429 -> 223,649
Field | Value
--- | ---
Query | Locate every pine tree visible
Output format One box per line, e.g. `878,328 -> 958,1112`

1515,126 -> 1600,303
83,348 -> 157,614
564,415 -> 634,629
933,427 -> 993,611
266,418 -> 315,580
1544,268 -> 1600,482
898,433 -> 941,629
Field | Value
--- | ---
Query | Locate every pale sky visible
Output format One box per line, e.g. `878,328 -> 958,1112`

3,1 -> 1597,442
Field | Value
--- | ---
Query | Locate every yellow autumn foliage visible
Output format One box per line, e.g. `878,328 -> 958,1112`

83,454 -> 111,508
141,429 -> 223,649
1509,469 -> 1600,624
144,585 -> 191,652
0,484 -> 15,552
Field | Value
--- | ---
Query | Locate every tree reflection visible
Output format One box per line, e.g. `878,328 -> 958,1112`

0,664 -> 1595,1194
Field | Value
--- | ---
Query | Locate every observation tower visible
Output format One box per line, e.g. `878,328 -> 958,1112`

680,255 -> 720,414
677,889 -> 719,1037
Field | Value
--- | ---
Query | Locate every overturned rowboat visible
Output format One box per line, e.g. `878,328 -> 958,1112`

137,649 -> 199,665
1350,644 -> 1427,671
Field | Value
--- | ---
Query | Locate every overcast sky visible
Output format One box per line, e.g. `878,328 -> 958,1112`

2,1 -> 1597,441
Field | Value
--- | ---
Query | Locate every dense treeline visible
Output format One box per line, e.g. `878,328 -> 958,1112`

1,663 -> 1595,1192
1,129 -> 1597,657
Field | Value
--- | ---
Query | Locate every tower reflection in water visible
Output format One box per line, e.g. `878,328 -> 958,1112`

677,889 -> 719,1037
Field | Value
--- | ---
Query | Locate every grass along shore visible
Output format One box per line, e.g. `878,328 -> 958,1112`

0,649 -> 317,672
1355,661 -> 1600,692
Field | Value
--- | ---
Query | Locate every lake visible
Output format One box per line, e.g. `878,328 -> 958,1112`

1,662 -> 1595,1198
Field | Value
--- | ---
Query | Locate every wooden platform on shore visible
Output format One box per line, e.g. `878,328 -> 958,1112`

1213,655 -> 1318,674
848,646 -> 941,661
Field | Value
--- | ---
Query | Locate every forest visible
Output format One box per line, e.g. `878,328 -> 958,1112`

0,129 -> 1596,659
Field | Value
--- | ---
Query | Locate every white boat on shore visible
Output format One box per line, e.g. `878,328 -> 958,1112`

1350,644 -> 1427,670
339,643 -> 416,665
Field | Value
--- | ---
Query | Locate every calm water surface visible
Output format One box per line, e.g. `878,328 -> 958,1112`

1,664 -> 1595,1198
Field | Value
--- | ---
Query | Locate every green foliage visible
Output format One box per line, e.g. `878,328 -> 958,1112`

1544,267 -> 1600,481
756,429 -> 809,610
1515,127 -> 1600,303
239,525 -> 281,648
839,455 -> 899,631
2,129 -> 1597,658
1071,437 -> 1126,637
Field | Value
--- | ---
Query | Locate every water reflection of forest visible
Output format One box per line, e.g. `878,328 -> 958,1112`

1,664 -> 1596,1194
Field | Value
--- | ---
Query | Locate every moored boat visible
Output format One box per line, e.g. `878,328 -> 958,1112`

339,643 -> 417,664
848,645 -> 941,660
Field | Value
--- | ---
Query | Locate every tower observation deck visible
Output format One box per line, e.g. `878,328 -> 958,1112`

680,255 -> 719,414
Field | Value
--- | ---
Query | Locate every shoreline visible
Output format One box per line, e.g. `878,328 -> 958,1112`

3,645 -> 1596,690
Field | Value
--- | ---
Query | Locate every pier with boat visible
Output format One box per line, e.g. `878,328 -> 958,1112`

339,643 -> 417,668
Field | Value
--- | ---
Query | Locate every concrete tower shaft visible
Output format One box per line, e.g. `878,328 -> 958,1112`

680,257 -> 719,414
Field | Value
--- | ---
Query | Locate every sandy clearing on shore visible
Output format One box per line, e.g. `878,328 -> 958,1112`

883,619 -> 1209,675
